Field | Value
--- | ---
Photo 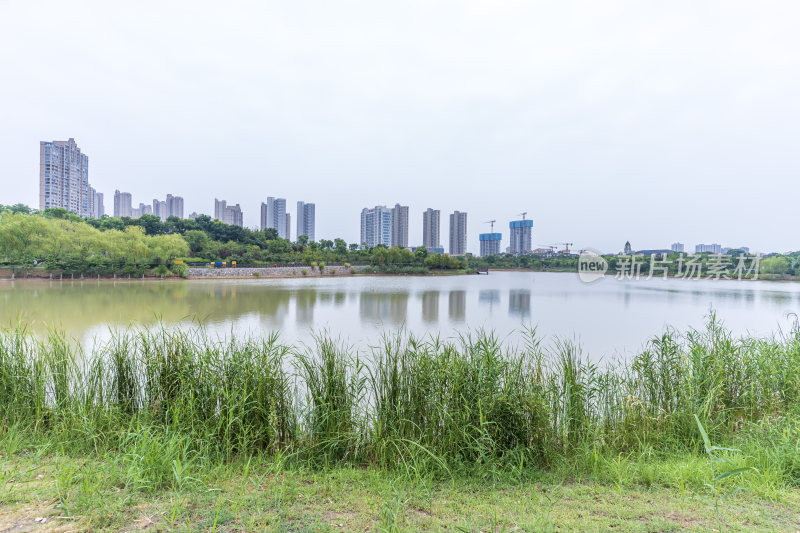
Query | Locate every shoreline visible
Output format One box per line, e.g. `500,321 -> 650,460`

1,267 -> 795,283
0,266 -> 477,282
486,267 -> 799,283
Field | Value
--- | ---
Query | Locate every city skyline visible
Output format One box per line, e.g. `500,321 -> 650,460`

4,3 -> 798,254
31,144 -> 777,254
34,158 -> 763,254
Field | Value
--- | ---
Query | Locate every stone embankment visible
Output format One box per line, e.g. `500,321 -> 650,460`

187,266 -> 356,278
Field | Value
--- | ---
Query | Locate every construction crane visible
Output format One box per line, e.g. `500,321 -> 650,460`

517,212 -> 528,221
484,220 -> 496,233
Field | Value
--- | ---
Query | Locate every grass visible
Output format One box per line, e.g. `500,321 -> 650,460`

1,315 -> 800,529
2,451 -> 800,531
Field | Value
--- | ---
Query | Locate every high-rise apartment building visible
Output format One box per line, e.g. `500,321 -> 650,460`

509,219 -> 533,255
131,202 -> 153,219
39,138 -> 95,217
166,194 -> 184,219
153,199 -> 168,221
261,197 -> 288,238
114,190 -> 133,218
214,199 -> 243,227
391,204 -> 409,247
151,194 -> 184,221
87,187 -> 104,218
229,204 -> 244,227
360,206 -> 393,248
671,242 -> 685,253
695,243 -> 722,254
296,201 -> 316,241
96,190 -> 104,218
422,208 -> 440,249
214,199 -> 226,222
449,211 -> 467,255
285,213 -> 291,241
225,204 -> 243,227
479,233 -> 502,256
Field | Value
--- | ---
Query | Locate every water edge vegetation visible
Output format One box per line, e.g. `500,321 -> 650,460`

1,316 -> 800,529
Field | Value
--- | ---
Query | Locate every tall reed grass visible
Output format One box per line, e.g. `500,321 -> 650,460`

1,316 -> 799,486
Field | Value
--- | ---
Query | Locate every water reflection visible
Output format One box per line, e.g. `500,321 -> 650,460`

2,274 -> 799,357
449,291 -> 466,321
334,292 -> 346,306
509,289 -> 531,318
479,290 -> 500,312
295,289 -> 317,324
421,291 -> 439,323
359,292 -> 408,325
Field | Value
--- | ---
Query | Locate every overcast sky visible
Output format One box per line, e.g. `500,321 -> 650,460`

1,0 -> 798,253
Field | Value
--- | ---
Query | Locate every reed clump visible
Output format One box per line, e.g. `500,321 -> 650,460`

1,316 -> 799,488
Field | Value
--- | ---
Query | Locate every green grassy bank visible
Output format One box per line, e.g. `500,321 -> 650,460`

1,318 -> 800,530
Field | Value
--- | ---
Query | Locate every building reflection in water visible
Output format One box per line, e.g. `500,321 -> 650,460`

295,289 -> 317,325
478,290 -> 500,312
449,290 -> 466,321
508,289 -> 531,318
359,292 -> 409,324
257,290 -> 291,328
421,291 -> 439,323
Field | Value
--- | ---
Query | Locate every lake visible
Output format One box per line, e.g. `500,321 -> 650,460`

2,272 -> 799,359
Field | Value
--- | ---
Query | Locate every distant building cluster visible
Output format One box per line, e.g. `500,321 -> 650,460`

213,197 -> 314,239
625,242 -> 752,255
357,206 -> 536,257
359,205 -> 471,254
695,243 -> 750,254
154,194 -> 184,221
112,191 -> 184,219
40,139 -> 550,255
39,138 -> 186,221
113,191 -> 184,220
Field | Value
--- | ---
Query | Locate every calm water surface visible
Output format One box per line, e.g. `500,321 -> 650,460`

2,272 -> 799,359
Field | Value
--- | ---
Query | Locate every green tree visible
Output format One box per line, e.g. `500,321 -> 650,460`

183,230 -> 210,255
761,255 -> 791,275
135,214 -> 167,236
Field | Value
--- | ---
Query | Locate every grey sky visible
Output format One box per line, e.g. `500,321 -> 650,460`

1,0 -> 798,253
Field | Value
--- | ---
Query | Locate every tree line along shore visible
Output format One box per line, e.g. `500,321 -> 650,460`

1,203 -> 797,280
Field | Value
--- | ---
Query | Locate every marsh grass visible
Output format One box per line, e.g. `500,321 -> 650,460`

1,315 -> 800,492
